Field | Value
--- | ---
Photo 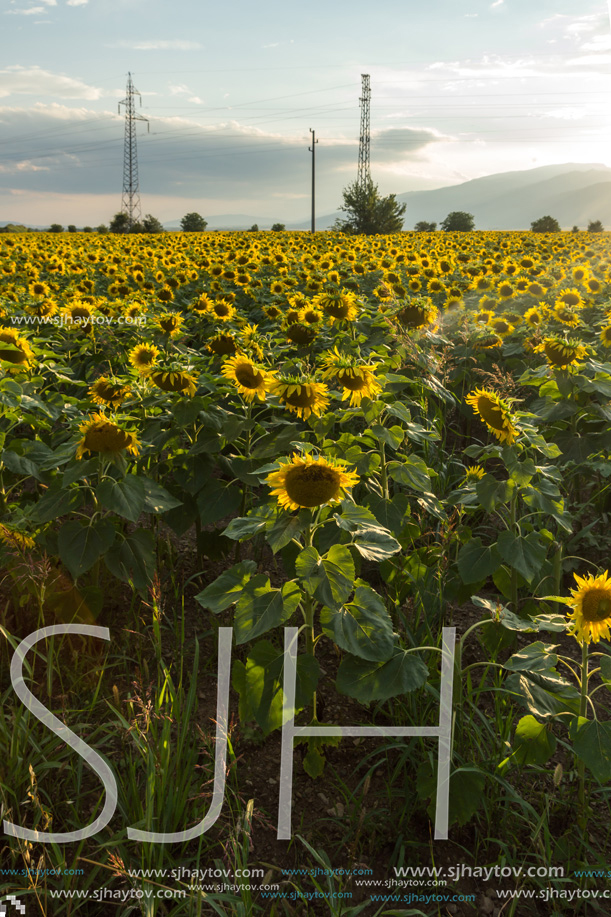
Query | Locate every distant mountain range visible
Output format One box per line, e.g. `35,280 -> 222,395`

4,164 -> 611,232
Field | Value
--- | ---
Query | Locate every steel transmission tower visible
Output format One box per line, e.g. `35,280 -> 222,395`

118,72 -> 148,227
356,74 -> 371,189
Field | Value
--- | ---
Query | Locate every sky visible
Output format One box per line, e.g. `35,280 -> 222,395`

1,0 -> 611,226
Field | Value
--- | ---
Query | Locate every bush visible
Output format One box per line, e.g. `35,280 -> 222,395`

440,212 -> 475,232
587,220 -> 604,233
530,215 -> 560,232
414,221 -> 437,231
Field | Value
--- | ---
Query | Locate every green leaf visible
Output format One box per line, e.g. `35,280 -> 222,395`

352,527 -> 401,561
62,457 -> 98,487
58,519 -> 115,579
363,492 -> 410,536
141,477 -> 183,513
1,449 -> 42,481
369,423 -> 404,450
196,480 -> 242,526
505,670 -> 581,720
496,531 -> 547,583
194,560 -> 257,613
295,544 -> 355,610
31,486 -> 83,523
417,763 -> 485,828
457,538 -> 501,584
502,715 -> 556,768
388,456 -> 431,491
234,578 -> 301,644
222,514 -> 267,540
321,582 -> 394,662
266,512 -> 305,554
475,475 -> 514,512
97,475 -> 146,523
104,529 -> 156,590
333,502 -> 380,532
504,642 -> 559,673
337,647 -> 428,703
600,655 -> 611,684
571,719 -> 611,783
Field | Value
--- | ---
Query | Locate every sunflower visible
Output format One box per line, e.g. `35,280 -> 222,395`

489,318 -> 514,337
263,305 -> 283,320
537,337 -> 587,368
394,298 -> 438,330
63,303 -> 93,329
207,332 -> 239,356
465,388 -> 518,445
129,343 -> 160,374
0,329 -> 35,370
89,376 -> 131,409
463,465 -> 485,483
208,300 -> 236,322
76,413 -> 140,460
300,306 -> 324,326
567,570 -> 611,644
320,348 -> 382,406
555,288 -> 583,310
266,454 -> 359,512
553,304 -> 581,328
150,369 -> 198,396
524,305 -> 546,327
315,290 -> 359,322
270,377 -> 330,420
474,310 -> 494,325
27,297 -> 57,318
0,523 -> 36,553
285,322 -> 317,346
221,355 -> 274,402
156,313 -> 183,336
496,281 -> 516,301
600,325 -> 611,348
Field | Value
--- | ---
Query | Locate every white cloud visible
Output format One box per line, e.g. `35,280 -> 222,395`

66,0 -> 89,6
490,0 -> 503,8
0,67 -> 103,100
5,6 -> 46,15
110,39 -> 202,51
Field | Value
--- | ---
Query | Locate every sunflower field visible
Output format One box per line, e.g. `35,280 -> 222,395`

2,227 -> 611,914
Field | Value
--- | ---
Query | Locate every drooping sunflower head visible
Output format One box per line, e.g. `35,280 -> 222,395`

150,367 -> 198,396
465,388 -> 518,445
285,322 -> 317,346
266,453 -> 359,512
0,523 -> 36,554
320,348 -> 382,406
221,355 -> 275,402
27,298 -> 57,318
537,336 -> 587,368
270,376 -> 330,420
489,318 -> 515,337
314,289 -> 359,323
89,376 -> 131,409
156,312 -> 183,336
0,328 -> 35,371
207,332 -> 239,357
76,413 -> 140,460
129,343 -> 160,374
553,304 -> 581,328
568,570 -> 611,644
393,297 -> 438,330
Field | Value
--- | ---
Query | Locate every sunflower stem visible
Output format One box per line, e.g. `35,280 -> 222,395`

577,640 -> 589,830
378,440 -> 389,500
510,488 -> 519,616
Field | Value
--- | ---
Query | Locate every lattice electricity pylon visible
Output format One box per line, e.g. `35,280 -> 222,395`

118,72 -> 148,227
356,74 -> 371,189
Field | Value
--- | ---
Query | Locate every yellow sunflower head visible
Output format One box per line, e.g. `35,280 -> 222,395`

89,376 -> 131,409
266,453 -> 359,512
221,355 -> 274,402
524,305 -> 546,327
463,465 -> 485,483
76,413 -> 140,460
0,328 -> 35,371
555,289 -> 583,310
208,300 -> 237,322
465,388 -> 518,445
270,377 -> 330,420
567,570 -> 611,644
314,289 -> 359,323
0,523 -> 36,554
394,298 -> 438,330
129,343 -> 160,374
285,322 -> 317,346
207,332 -> 239,356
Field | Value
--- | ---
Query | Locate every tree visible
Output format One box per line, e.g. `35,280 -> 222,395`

67,224 -> 77,233
571,225 -> 580,233
248,223 -> 259,232
180,212 -> 208,232
333,177 -> 406,235
141,214 -> 164,233
96,224 -> 108,234
587,219 -> 604,232
414,221 -> 437,231
48,223 -> 64,233
109,212 -> 131,234
83,226 -> 93,233
530,215 -> 560,232
440,211 -> 475,232
271,222 -> 286,232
